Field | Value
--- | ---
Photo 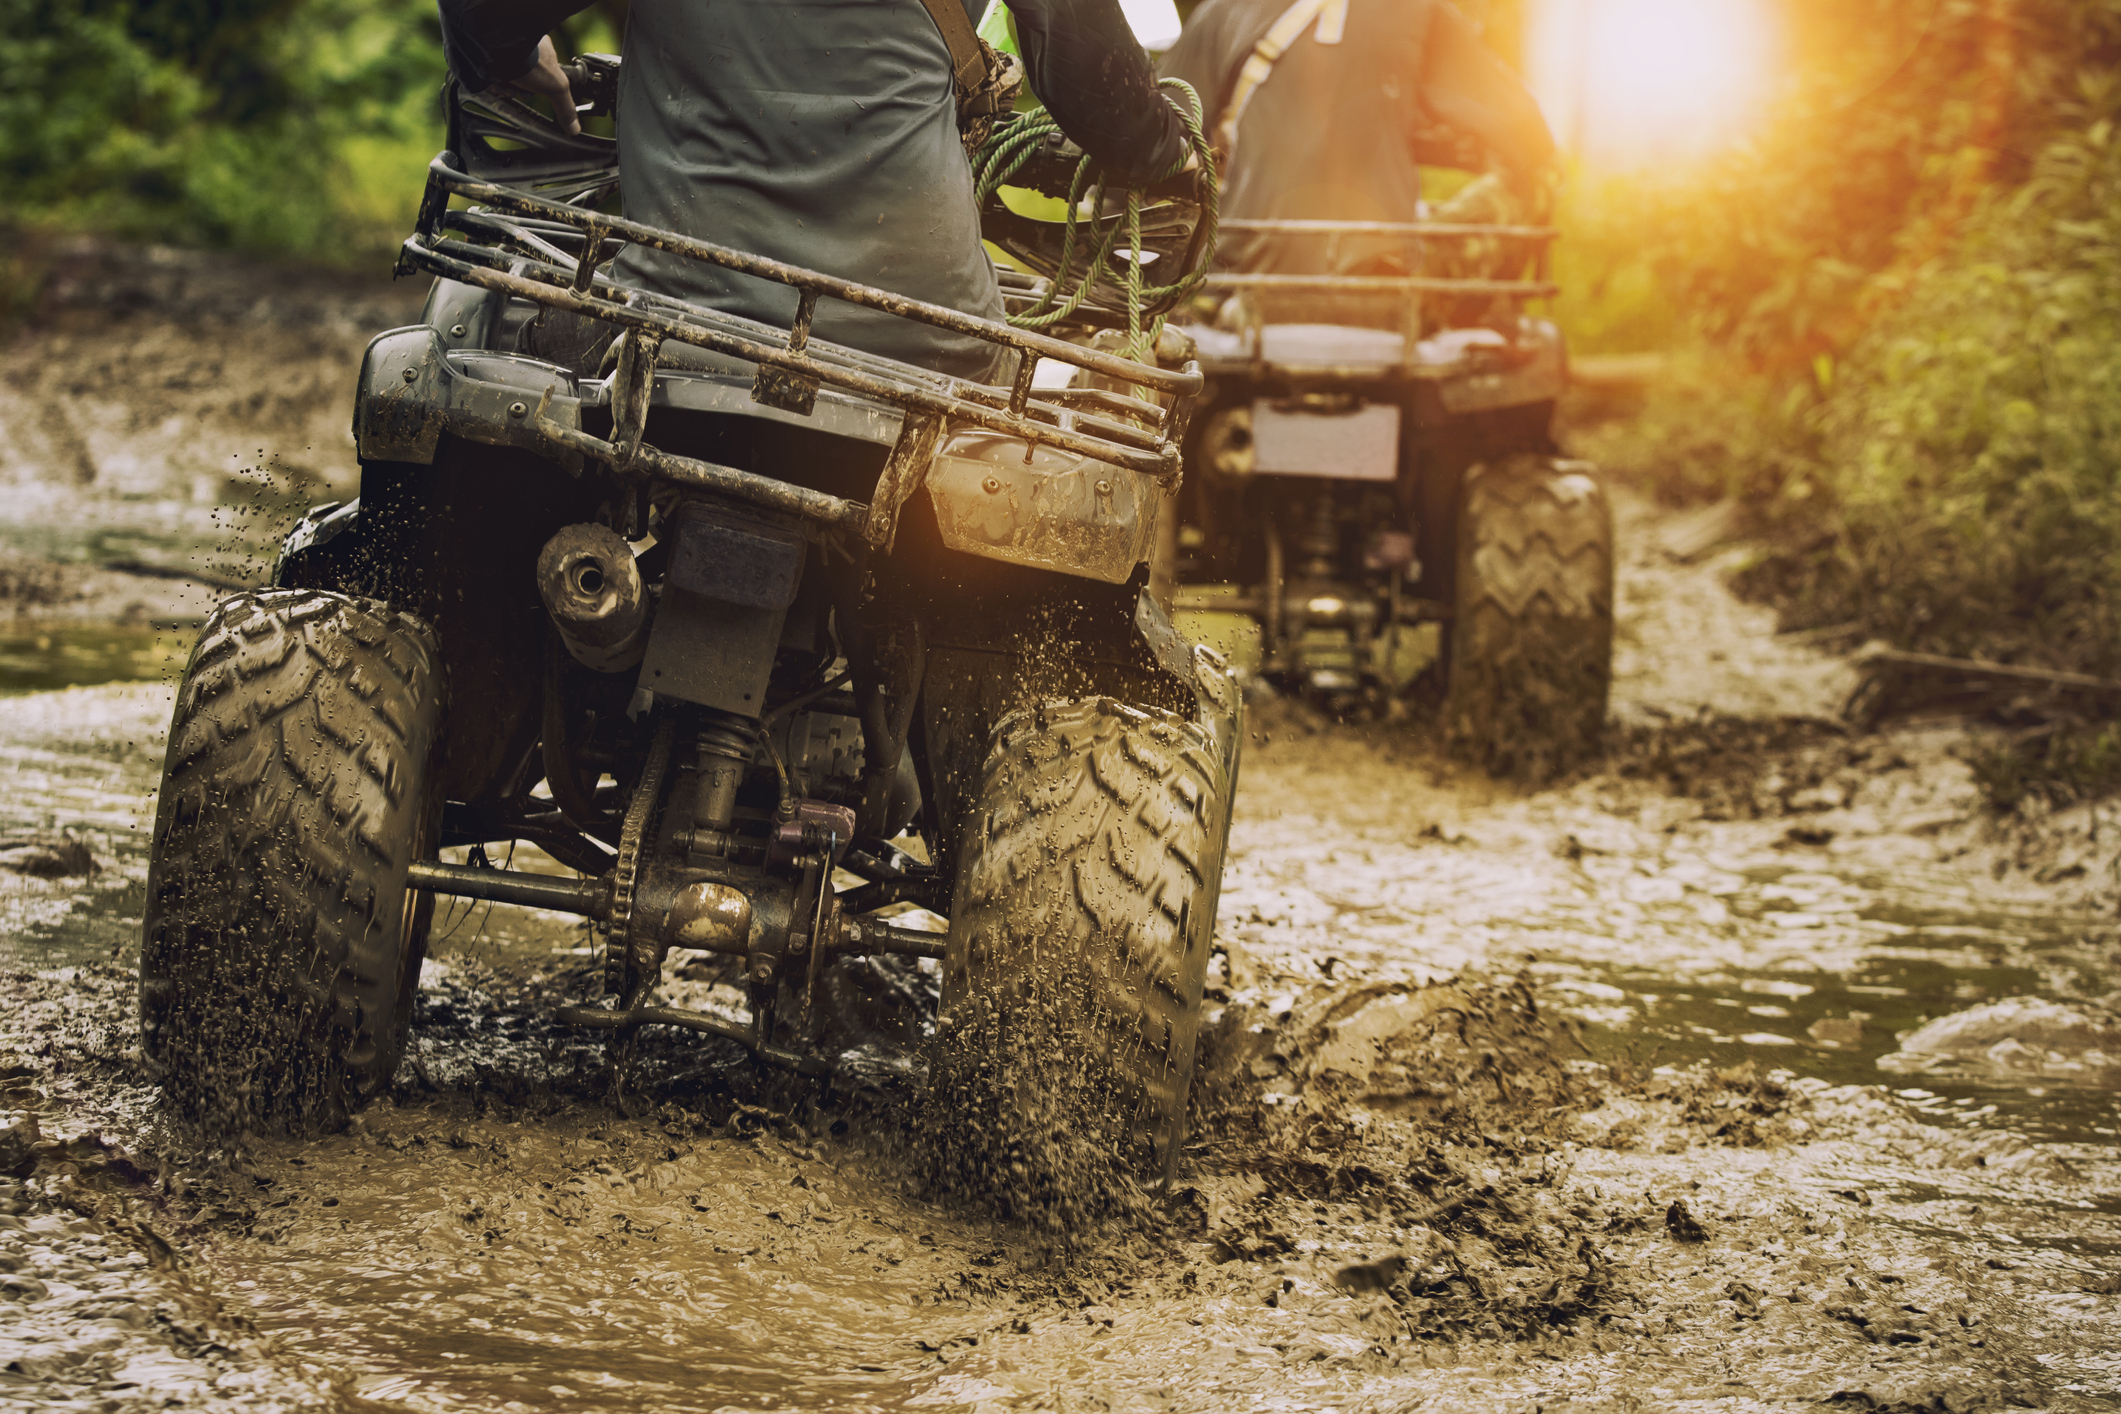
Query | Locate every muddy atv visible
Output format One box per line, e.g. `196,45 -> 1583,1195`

137,64 -> 1239,1176
1170,217 -> 1612,778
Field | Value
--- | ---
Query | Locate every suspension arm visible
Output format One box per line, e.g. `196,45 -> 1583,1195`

408,860 -> 611,916
406,860 -> 947,961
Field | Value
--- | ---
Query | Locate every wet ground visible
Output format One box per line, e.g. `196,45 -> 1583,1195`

1,252 -> 2117,1411
0,235 -> 416,671
2,504 -> 2118,1411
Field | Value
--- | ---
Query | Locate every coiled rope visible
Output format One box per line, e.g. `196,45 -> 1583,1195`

972,78 -> 1219,362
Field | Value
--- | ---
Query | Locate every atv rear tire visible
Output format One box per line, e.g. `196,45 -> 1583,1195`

933,697 -> 1235,1209
141,589 -> 445,1132
1443,455 -> 1614,781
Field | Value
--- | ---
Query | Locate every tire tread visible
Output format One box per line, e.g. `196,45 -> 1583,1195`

141,587 -> 444,1131
1445,455 -> 1615,781
940,698 -> 1231,1166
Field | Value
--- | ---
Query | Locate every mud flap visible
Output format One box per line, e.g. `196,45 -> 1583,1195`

1136,587 -> 1244,784
272,498 -> 364,591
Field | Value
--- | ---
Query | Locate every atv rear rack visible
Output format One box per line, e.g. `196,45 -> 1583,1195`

400,158 -> 1200,510
1207,273 -> 1558,295
1203,217 -> 1558,300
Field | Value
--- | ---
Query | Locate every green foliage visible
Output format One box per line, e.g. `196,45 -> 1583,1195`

0,0 -> 630,264
0,0 -> 444,260
1584,0 -> 2121,687
1810,103 -> 2121,668
1546,168 -> 1680,355
1966,720 -> 2121,812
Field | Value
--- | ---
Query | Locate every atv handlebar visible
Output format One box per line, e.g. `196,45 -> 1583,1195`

556,53 -> 621,119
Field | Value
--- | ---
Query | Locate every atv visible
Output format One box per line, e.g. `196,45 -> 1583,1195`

1169,202 -> 1613,779
138,60 -> 1239,1175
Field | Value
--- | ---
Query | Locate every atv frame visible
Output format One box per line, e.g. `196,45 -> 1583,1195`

142,71 -> 1240,1155
381,154 -> 1220,1051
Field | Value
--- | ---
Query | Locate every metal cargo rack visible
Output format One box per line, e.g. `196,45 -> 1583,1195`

398,156 -> 1203,550
1193,217 -> 1558,381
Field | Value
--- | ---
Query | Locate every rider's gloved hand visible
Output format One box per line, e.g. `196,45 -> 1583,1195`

507,35 -> 580,136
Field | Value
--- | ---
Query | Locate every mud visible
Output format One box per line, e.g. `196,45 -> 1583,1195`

1881,996 -> 2121,1085
0,237 -> 423,653
0,250 -> 2117,1409
5,943 -> 2117,1410
2,576 -> 2118,1409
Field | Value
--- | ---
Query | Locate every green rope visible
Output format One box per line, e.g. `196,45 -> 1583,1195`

973,78 -> 1220,363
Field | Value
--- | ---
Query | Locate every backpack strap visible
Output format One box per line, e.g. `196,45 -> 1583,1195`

916,0 -> 994,100
917,0 -> 1022,153
1217,0 -> 1348,154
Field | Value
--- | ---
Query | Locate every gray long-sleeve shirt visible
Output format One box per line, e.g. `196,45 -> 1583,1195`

439,0 -> 1184,377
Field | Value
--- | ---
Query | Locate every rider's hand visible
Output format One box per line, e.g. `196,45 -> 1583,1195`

508,35 -> 580,136
1138,148 -> 1205,201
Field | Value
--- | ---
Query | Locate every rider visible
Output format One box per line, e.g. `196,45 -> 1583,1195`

437,0 -> 1189,378
1159,0 -> 1556,303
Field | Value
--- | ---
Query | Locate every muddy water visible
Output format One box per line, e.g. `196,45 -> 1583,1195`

4,675 -> 2120,1409
0,685 -> 167,969
1221,719 -> 2121,1141
0,625 -> 193,697
4,495 -> 2121,1409
217,1113 -> 1003,1411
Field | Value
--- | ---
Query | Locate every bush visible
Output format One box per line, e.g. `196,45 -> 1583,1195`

0,0 -> 444,261
1813,112 -> 2121,669
1580,0 -> 2121,679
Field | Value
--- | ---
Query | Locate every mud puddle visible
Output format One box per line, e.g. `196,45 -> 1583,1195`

0,686 -> 166,971
1220,705 -> 2121,1139
11,953 -> 2119,1413
211,1107 -> 1003,1411
1,487 -> 2119,1408
1,673 -> 2118,1409
0,625 -> 194,696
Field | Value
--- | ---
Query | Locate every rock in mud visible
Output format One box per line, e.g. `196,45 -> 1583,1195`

1664,1197 -> 1709,1243
0,1113 -> 38,1177
1879,995 -> 2121,1079
0,833 -> 98,878
1330,1252 -> 1412,1293
1330,1231 -> 1453,1294
1809,1015 -> 1865,1047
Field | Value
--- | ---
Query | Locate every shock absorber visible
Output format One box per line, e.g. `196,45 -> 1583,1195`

687,710 -> 756,861
1300,492 -> 1339,580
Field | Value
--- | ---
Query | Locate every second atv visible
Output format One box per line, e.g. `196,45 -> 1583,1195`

1170,205 -> 1613,779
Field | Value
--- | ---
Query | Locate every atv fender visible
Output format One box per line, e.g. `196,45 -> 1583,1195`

354,326 -> 587,472
926,432 -> 1162,584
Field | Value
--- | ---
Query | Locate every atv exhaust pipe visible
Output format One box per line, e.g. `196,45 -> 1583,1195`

538,523 -> 649,671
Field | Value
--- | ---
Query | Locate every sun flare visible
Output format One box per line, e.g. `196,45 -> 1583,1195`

1528,0 -> 1778,166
